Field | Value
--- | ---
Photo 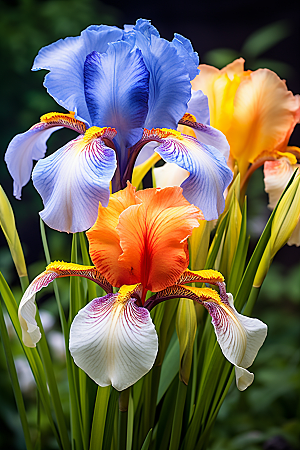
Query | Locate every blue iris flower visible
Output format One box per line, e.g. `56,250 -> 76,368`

5,19 -> 232,233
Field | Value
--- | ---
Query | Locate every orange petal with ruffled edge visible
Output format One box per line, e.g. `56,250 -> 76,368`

116,186 -> 202,294
227,69 -> 300,177
87,182 -> 140,286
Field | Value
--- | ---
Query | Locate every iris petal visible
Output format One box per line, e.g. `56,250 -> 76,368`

148,131 -> 232,220
18,262 -> 112,347
187,89 -> 210,125
136,33 -> 192,130
69,289 -> 158,391
32,130 -> 117,232
32,26 -> 124,123
204,293 -> 267,390
172,33 -> 199,81
84,42 -> 149,150
5,124 -> 61,199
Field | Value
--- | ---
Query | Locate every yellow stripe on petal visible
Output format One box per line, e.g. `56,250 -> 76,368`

177,268 -> 225,285
83,126 -> 117,143
117,284 -> 142,304
40,111 -> 87,134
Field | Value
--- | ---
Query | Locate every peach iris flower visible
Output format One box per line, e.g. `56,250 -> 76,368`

191,58 -> 300,182
18,184 -> 266,391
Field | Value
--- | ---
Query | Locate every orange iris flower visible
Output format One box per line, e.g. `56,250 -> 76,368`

18,184 -> 266,391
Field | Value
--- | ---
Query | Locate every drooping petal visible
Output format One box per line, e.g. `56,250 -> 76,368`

84,42 -> 149,149
18,261 -> 112,347
69,285 -> 158,391
32,26 -> 124,123
203,293 -> 267,390
135,33 -> 192,130
178,116 -> 230,160
142,129 -> 232,220
32,127 -> 117,232
5,112 -> 87,199
145,287 -> 267,390
264,158 -> 296,209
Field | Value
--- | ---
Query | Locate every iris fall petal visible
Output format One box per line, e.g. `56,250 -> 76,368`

69,288 -> 158,391
32,129 -> 117,233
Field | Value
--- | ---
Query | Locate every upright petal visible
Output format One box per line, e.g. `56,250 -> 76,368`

227,69 -> 299,176
32,127 -> 117,232
5,112 -> 86,199
171,34 -> 199,81
142,129 -> 232,220
84,42 -> 149,149
136,33 -> 191,130
18,261 -> 112,347
69,286 -> 158,391
186,90 -> 210,125
32,26 -> 124,123
87,183 -> 139,285
117,186 -> 202,292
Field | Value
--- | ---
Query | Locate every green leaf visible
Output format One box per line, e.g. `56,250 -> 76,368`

89,386 -> 110,450
242,20 -> 291,58
0,300 -> 33,450
140,428 -> 153,450
157,333 -> 179,404
203,48 -> 240,68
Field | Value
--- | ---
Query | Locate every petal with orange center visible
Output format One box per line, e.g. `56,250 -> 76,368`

87,182 -> 140,287
116,186 -> 202,294
227,69 -> 299,177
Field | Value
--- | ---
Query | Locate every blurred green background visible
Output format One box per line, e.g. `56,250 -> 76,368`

0,0 -> 299,448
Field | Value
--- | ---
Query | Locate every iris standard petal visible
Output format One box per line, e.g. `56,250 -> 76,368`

186,90 -> 210,125
5,112 -> 87,200
32,127 -> 117,233
84,42 -> 149,149
69,286 -> 158,391
32,26 -> 124,123
171,33 -> 199,81
133,18 -> 160,38
18,261 -> 112,347
87,183 -> 202,293
143,129 -> 232,220
135,33 -> 192,130
117,186 -> 202,293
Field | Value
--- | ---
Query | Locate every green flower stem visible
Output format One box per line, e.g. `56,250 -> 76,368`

35,313 -> 70,450
118,389 -> 130,450
169,380 -> 188,450
0,300 -> 33,450
19,275 -> 29,292
89,386 -> 110,450
243,286 -> 261,316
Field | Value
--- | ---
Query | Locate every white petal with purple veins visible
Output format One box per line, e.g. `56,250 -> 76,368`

69,293 -> 158,391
